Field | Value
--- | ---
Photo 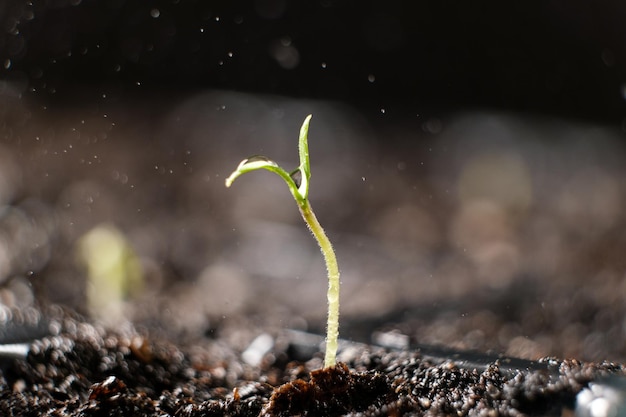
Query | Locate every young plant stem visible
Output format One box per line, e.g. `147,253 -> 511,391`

298,202 -> 339,368
225,115 -> 340,369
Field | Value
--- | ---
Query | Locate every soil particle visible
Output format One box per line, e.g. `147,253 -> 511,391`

261,362 -> 394,416
0,310 -> 624,416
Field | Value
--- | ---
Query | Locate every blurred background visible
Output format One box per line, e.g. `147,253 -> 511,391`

1,0 -> 626,363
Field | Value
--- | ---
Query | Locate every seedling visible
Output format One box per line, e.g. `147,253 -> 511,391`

225,115 -> 340,368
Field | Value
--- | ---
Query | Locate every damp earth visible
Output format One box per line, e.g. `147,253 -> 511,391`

0,95 -> 624,415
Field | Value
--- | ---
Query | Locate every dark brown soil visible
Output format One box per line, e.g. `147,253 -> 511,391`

2,70 -> 626,417
0,307 -> 622,416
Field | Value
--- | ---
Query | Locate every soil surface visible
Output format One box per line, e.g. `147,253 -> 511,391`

0,306 -> 624,416
0,91 -> 625,415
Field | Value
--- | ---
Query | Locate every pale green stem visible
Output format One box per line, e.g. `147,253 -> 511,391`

225,115 -> 340,369
299,202 -> 340,368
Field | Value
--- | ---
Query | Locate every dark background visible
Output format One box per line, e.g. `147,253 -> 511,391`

2,0 -> 626,124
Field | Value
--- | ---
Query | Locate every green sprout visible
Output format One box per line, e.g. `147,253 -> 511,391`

225,115 -> 340,369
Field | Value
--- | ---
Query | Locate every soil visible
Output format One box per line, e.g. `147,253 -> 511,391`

1,69 -> 626,417
0,305 -> 622,416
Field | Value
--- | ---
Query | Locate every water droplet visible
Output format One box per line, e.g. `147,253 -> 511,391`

602,49 -> 615,67
380,108 -> 386,114
270,38 -> 299,69
321,62 -> 327,69
423,117 -> 442,134
368,74 -> 376,82
215,16 -> 220,21
31,67 -> 43,78
3,59 -> 11,69
150,8 -> 160,18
